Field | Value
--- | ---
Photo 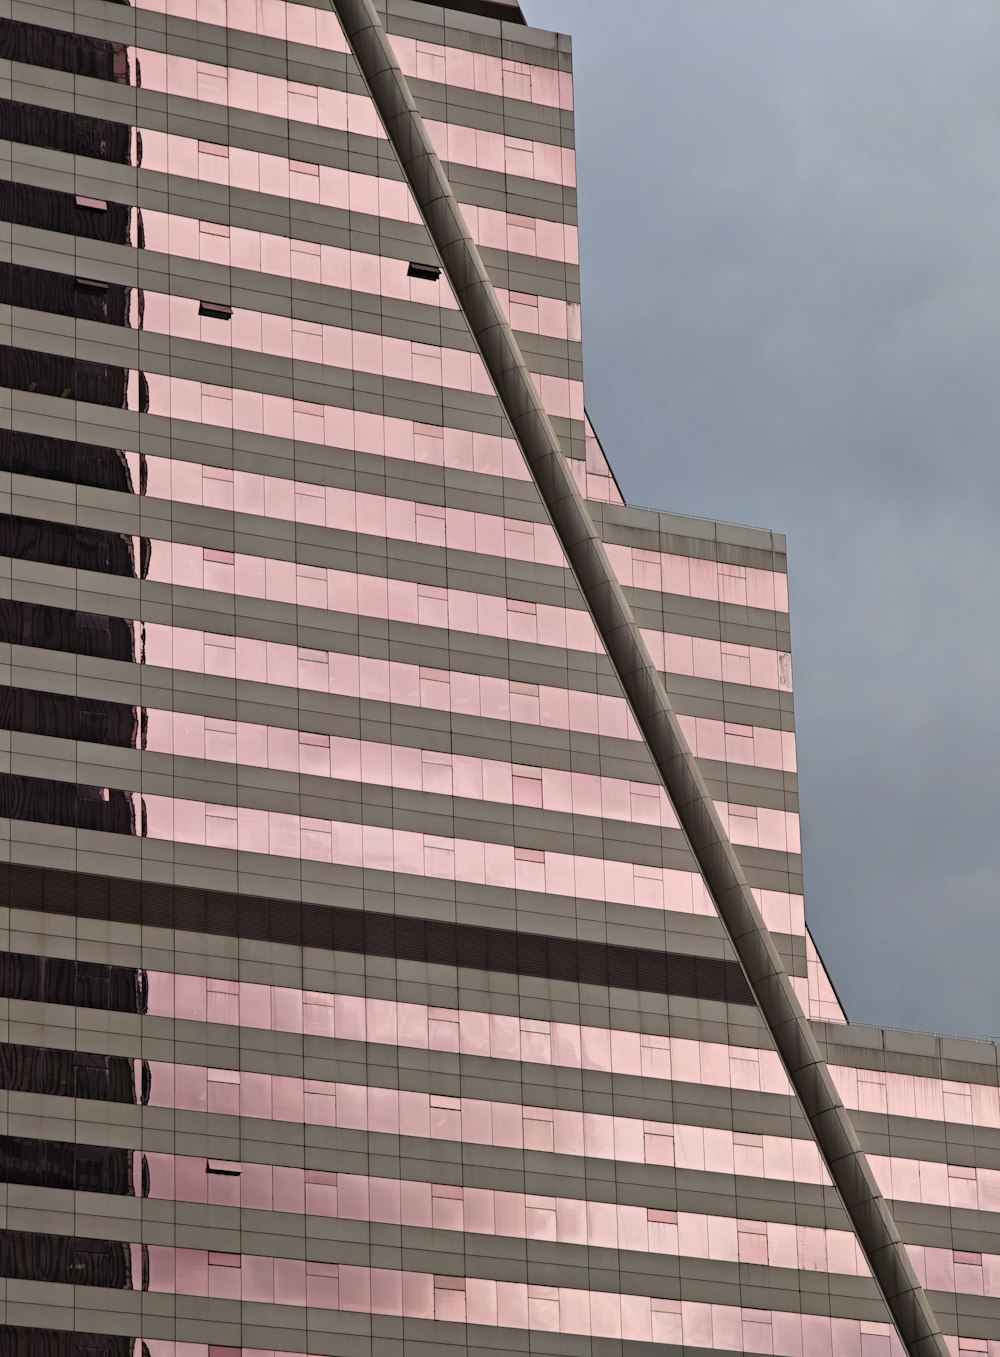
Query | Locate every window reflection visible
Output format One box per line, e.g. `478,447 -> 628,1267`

0,1041 -> 139,1103
0,97 -> 131,160
141,970 -> 787,1088
0,18 -> 130,80
0,1228 -> 134,1290
0,1325 -> 141,1357
0,951 -> 147,1013
6,257 -> 581,410
0,179 -> 132,243
0,429 -> 138,493
133,787 -> 711,915
4,1049 -> 996,1263
0,599 -> 136,663
0,1134 -> 135,1195
1,451 -> 791,728
4,17 -> 575,186
133,1055 -> 833,1184
0,589 -> 779,771
0,1224 -> 909,1352
1,90 -> 576,261
126,2 -> 575,111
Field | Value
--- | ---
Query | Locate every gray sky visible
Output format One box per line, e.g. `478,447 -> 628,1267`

528,0 -> 1000,1039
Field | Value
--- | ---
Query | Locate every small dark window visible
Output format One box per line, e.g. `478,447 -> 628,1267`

206,1161 -> 241,1176
407,262 -> 441,282
199,300 -> 233,320
74,277 -> 107,295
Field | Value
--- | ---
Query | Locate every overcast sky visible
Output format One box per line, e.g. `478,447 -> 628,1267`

528,0 -> 1000,1039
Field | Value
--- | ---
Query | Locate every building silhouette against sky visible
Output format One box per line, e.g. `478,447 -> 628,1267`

0,1 -> 996,1354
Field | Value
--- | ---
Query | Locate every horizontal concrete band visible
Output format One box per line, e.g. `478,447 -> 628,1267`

0,863 -> 753,1006
330,2 -> 949,1354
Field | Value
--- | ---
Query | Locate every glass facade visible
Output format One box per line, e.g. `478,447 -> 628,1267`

0,1 -> 995,1354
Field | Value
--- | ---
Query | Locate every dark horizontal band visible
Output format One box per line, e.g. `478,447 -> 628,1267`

0,179 -> 132,245
0,1042 -> 140,1104
0,773 -> 137,834
0,1326 -> 136,1357
0,513 -> 141,578
0,952 -> 146,1014
0,863 -> 754,1005
0,597 -> 135,662
0,1134 -> 135,1196
0,18 -> 128,82
0,429 -> 137,494
0,1229 -> 135,1291
0,98 -> 131,162
0,341 -> 137,408
0,261 -> 130,325
0,686 -> 138,749
430,0 -> 525,23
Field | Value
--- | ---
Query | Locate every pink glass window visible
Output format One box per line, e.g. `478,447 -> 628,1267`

137,786 -> 711,917
132,128 -> 577,262
138,1053 -> 829,1186
136,207 -> 580,337
131,1237 -> 901,1352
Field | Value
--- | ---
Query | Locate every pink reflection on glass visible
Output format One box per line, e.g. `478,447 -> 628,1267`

132,621 -> 781,781
425,119 -> 575,187
390,34 -> 573,111
135,1240 -> 899,1352
567,454 -> 624,506
131,45 -> 575,187
139,789 -> 711,915
136,1055 -> 829,1184
137,207 -> 578,335
132,0 -> 348,52
643,631 -> 792,694
138,288 -> 523,400
755,889 -> 806,936
801,932 -> 848,1022
138,619 -> 642,741
141,537 -> 602,652
576,415 -> 625,504
133,128 -> 577,262
132,47 -> 382,137
115,460 -> 783,714
834,1064 -> 1000,1132
460,202 -> 578,264
609,543 -> 791,623
101,472 -> 781,721
146,972 -> 794,1092
132,370 -> 528,477
718,803 -> 801,854
144,708 -> 678,826
156,1337 -> 1000,1357
130,1 -> 573,110
678,711 -> 797,766
871,1152 -> 1000,1216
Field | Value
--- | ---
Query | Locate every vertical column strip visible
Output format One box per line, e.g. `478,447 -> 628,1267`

327,3 -> 948,1354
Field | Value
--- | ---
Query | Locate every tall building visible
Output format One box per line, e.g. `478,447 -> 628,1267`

0,1 -> 996,1355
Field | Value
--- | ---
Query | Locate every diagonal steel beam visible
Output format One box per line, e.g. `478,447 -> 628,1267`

329,2 -> 949,1352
